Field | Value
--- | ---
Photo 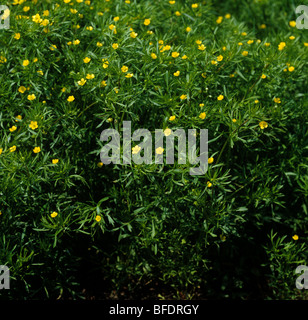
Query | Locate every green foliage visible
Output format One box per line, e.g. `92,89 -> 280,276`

0,0 -> 307,300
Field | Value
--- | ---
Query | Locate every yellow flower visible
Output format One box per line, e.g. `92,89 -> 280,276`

162,45 -> 171,52
289,21 -> 296,27
208,157 -> 214,164
51,212 -> 58,218
241,32 -> 247,36
101,80 -> 107,87
97,162 -> 103,167
9,126 -> 17,132
10,145 -> 16,153
164,128 -> 172,136
288,66 -> 295,72
50,44 -> 57,51
102,59 -> 109,69
40,19 -> 49,26
182,55 -> 188,59
217,55 -> 223,61
18,86 -> 27,93
273,97 -> 281,104
156,147 -> 164,155
112,43 -> 119,50
225,13 -> 231,19
113,16 -> 120,22
186,27 -> 191,32
14,33 -> 21,40
22,59 -> 30,67
169,115 -> 176,121
86,74 -> 95,80
199,103 -> 204,107
67,95 -> 75,102
199,112 -> 206,120
125,73 -> 134,78
169,0 -> 175,4
78,78 -> 87,86
304,43 -> 308,47
121,65 -> 128,73
109,24 -> 116,31
247,40 -> 254,44
130,31 -> 138,38
261,74 -> 267,79
264,42 -> 271,47
73,39 -> 80,45
29,121 -> 38,130
97,42 -> 103,47
192,3 -> 198,8
173,70 -> 180,77
207,181 -> 212,187
201,73 -> 206,78
33,146 -> 41,153
144,19 -> 151,26
198,44 -> 206,51
259,121 -> 268,129
216,16 -> 223,24
83,57 -> 91,63
27,94 -> 36,101
0,56 -> 7,64
180,94 -> 187,100
52,159 -> 59,164
242,51 -> 248,56
43,10 -> 49,16
217,95 -> 224,101
15,115 -> 22,122
175,11 -> 181,16
255,100 -> 259,104
0,148 -> 2,155
132,145 -> 141,154
151,53 -> 157,59
32,13 -> 42,23
278,42 -> 286,51
95,215 -> 102,222
292,234 -> 299,241
289,36 -> 295,40
172,51 -> 180,58
232,118 -> 237,123
86,26 -> 93,31
238,42 -> 243,46
260,24 -> 266,29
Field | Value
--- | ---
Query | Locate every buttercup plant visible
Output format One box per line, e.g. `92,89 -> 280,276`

0,0 -> 307,300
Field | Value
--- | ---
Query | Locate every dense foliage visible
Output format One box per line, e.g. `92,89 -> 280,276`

0,0 -> 307,299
